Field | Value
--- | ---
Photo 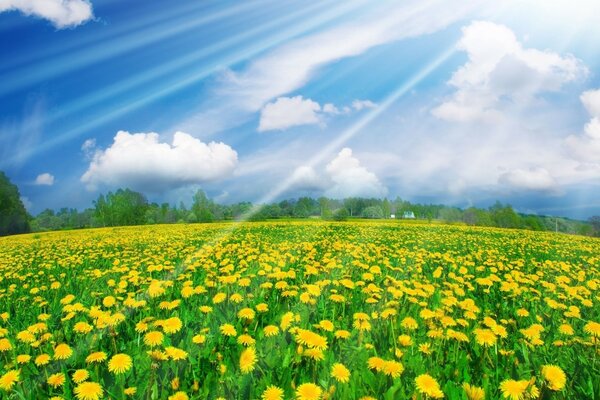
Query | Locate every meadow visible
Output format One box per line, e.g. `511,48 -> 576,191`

0,221 -> 598,399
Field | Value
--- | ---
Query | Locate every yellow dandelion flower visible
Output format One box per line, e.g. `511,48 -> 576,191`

35,353 -> 51,366
108,354 -> 132,374
499,379 -> 529,400
192,334 -> 206,344
0,370 -> 20,392
165,346 -> 188,361
295,329 -> 328,350
168,392 -> 188,400
367,357 -> 386,372
0,338 -> 13,351
264,325 -> 280,337
415,374 -> 444,399
85,351 -> 107,364
295,383 -> 322,400
162,317 -> 182,334
463,383 -> 485,400
583,321 -> 600,337
47,373 -> 66,388
541,365 -> 566,391
74,381 -> 103,400
239,347 -> 257,373
238,308 -> 256,320
16,354 -> 31,364
220,323 -> 237,337
143,331 -> 164,347
124,387 -> 137,396
331,363 -> 350,383
261,385 -> 284,400
53,343 -> 73,360
474,329 -> 497,347
383,360 -> 404,378
72,369 -> 89,384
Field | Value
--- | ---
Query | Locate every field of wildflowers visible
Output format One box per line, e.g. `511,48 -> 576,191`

0,221 -> 598,399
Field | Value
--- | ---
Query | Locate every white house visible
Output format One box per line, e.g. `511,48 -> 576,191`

402,211 -> 416,219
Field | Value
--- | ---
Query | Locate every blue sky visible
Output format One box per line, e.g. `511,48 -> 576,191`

1,0 -> 600,219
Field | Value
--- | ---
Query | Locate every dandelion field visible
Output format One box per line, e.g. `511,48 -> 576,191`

0,221 -> 599,400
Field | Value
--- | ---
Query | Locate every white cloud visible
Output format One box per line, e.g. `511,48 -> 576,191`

498,167 -> 557,192
176,0 -> 483,134
258,96 -> 322,132
432,21 -> 587,122
565,89 -> 600,165
352,99 -> 377,111
0,0 -> 93,28
290,166 -> 328,191
34,172 -> 54,186
325,148 -> 387,198
81,131 -> 238,192
258,96 -> 378,132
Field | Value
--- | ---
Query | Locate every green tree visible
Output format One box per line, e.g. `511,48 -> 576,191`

93,189 -> 148,226
362,206 -> 383,219
0,171 -> 30,236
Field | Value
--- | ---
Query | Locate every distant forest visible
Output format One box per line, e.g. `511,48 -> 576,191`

29,188 -> 600,237
1,172 -> 599,237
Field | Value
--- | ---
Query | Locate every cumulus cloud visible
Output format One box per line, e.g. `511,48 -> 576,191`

565,89 -> 600,164
289,166 -> 328,191
352,99 -> 377,111
432,21 -> 587,122
325,148 -> 387,198
498,167 -> 557,192
258,96 -> 322,132
81,131 -> 238,192
0,0 -> 94,28
34,172 -> 54,186
258,96 -> 377,132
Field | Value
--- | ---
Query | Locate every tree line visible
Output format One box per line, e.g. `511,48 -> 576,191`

1,171 -> 599,236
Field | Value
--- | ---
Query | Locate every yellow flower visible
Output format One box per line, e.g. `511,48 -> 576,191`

239,347 -> 257,374
0,370 -> 20,392
54,343 -> 73,360
124,387 -> 137,396
165,346 -> 188,361
238,308 -> 256,320
192,334 -> 206,344
474,329 -> 497,347
401,317 -> 418,330
108,354 -> 132,374
86,351 -> 107,364
264,325 -> 280,337
162,317 -> 182,334
463,383 -> 485,400
383,361 -> 404,378
397,334 -> 412,346
47,373 -> 66,388
74,322 -> 93,334
367,357 -> 385,372
74,381 -> 103,400
168,392 -> 188,400
331,363 -> 350,383
295,383 -> 322,400
541,365 -> 566,391
143,331 -> 164,347
35,354 -> 51,366
415,374 -> 444,399
16,354 -> 31,364
583,321 -> 600,337
261,385 -> 284,400
334,330 -> 350,339
295,329 -> 328,350
499,379 -> 529,400
237,334 -> 256,346
0,338 -> 12,351
219,323 -> 237,337
72,369 -> 89,384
